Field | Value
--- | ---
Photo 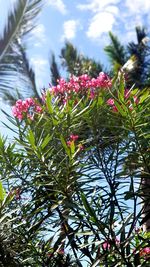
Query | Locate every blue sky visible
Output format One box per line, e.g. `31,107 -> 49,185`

0,0 -> 150,135
1,0 -> 150,87
28,0 -> 150,88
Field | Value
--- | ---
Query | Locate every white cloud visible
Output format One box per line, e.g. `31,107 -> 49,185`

87,6 -> 119,40
120,0 -> 150,40
123,0 -> 150,29
105,5 -> 119,15
87,12 -> 116,39
125,0 -> 150,14
77,0 -> 150,43
77,0 -> 120,12
47,0 -> 67,14
62,20 -> 79,40
77,0 -> 120,40
32,24 -> 46,46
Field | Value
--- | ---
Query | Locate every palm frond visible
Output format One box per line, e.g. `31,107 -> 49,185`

50,53 -> 60,86
127,26 -> 149,88
0,0 -> 43,103
104,32 -> 127,66
135,26 -> 147,44
60,42 -> 103,77
17,43 -> 40,100
0,0 -> 43,62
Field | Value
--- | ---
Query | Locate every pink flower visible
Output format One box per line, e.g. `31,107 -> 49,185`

112,105 -> 118,112
26,98 -> 35,106
124,89 -> 130,99
12,106 -> 23,120
97,72 -> 112,88
58,249 -> 64,254
102,241 -> 110,250
107,98 -> 115,106
27,114 -> 34,121
35,106 -> 42,113
115,238 -> 120,245
67,134 -> 79,148
89,90 -> 95,99
67,141 -> 72,147
15,188 -> 21,200
12,97 -> 43,120
70,134 -> 79,141
78,144 -> 84,151
107,98 -> 118,112
49,73 -> 112,100
12,106 -> 18,117
140,247 -> 150,257
133,95 -> 139,104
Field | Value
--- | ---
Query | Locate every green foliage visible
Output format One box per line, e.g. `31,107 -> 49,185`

105,27 -> 150,89
0,0 -> 43,103
50,53 -> 61,86
0,73 -> 149,265
104,32 -> 127,67
127,26 -> 150,88
60,42 -> 103,77
0,2 -> 150,264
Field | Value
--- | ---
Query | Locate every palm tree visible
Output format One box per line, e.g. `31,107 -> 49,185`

104,31 -> 127,68
127,26 -> 150,88
105,26 -> 150,89
0,0 -> 43,104
60,41 -> 103,77
50,53 -> 61,86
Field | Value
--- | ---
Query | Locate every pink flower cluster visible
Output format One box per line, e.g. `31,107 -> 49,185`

106,98 -> 118,112
102,238 -> 120,250
140,247 -> 150,257
12,98 -> 42,120
102,241 -> 110,250
107,89 -> 139,112
49,73 -> 112,99
66,134 -> 84,151
67,134 -> 79,147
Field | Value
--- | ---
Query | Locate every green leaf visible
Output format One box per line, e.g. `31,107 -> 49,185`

124,191 -> 135,200
139,90 -> 149,103
41,134 -> 52,149
118,73 -> 125,102
97,95 -> 104,106
70,141 -> 75,154
81,192 -> 106,230
0,0 -> 43,101
3,191 -> 15,206
0,181 -> 5,202
60,135 -> 71,158
114,101 -> 127,116
46,90 -> 53,114
27,129 -> 35,147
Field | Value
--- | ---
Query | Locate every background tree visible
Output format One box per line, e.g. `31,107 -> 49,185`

50,53 -> 61,86
105,26 -> 150,88
60,42 -> 103,77
0,0 -> 43,104
104,31 -> 127,68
